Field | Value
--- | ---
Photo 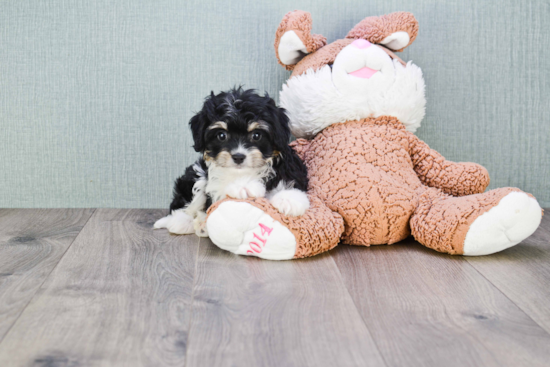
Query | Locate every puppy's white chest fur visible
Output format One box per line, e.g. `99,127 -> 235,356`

206,165 -> 272,202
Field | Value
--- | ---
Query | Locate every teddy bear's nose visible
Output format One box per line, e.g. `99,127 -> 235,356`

351,39 -> 372,49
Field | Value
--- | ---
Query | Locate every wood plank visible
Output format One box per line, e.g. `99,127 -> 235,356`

0,208 -> 94,342
0,209 -> 199,367
465,210 -> 550,333
185,237 -> 385,367
332,239 -> 550,367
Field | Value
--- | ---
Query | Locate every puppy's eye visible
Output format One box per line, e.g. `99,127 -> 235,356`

251,132 -> 262,141
217,131 -> 227,141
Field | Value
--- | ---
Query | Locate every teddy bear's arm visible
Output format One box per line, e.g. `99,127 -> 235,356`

408,134 -> 490,196
289,138 -> 312,161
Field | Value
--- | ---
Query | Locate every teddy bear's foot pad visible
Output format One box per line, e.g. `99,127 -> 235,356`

463,192 -> 542,256
206,201 -> 296,260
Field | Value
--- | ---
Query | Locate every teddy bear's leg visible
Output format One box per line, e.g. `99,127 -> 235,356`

205,196 -> 344,260
410,188 -> 543,255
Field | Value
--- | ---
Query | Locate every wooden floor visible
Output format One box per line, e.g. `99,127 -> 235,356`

0,209 -> 549,367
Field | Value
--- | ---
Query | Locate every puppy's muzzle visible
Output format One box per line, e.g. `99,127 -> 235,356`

231,153 -> 246,165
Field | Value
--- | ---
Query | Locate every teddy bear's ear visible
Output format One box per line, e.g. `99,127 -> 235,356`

274,10 -> 327,70
346,12 -> 419,52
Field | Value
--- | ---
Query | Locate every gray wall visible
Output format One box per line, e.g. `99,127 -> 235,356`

1,0 -> 548,208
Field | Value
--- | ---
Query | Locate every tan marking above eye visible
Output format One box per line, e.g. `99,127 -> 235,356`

248,121 -> 270,132
208,121 -> 228,130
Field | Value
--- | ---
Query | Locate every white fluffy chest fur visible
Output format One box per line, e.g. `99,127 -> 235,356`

205,164 -> 274,202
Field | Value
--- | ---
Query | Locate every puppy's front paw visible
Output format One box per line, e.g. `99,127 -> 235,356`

269,189 -> 310,216
154,209 -> 194,235
225,179 -> 266,199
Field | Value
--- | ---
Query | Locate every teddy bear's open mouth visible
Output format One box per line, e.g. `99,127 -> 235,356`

348,66 -> 379,79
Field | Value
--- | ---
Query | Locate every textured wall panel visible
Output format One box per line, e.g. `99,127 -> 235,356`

0,0 -> 548,208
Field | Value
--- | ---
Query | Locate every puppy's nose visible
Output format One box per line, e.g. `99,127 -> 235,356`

351,39 -> 371,49
231,153 -> 246,164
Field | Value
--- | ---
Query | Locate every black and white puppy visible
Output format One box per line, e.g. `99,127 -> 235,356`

154,88 -> 309,237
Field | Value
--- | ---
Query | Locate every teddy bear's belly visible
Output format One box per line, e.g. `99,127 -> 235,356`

306,138 -> 424,246
311,160 -> 421,246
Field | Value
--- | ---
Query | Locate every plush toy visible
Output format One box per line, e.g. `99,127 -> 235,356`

204,10 -> 543,260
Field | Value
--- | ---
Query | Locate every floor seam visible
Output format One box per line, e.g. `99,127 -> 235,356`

329,249 -> 390,367
0,208 -> 97,346
463,257 -> 550,336
184,235 -> 202,367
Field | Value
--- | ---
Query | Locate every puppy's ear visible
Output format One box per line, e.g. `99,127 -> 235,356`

189,111 -> 208,152
274,10 -> 327,70
270,104 -> 292,150
346,12 -> 419,52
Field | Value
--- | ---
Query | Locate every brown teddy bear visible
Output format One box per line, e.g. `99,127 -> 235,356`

204,10 -> 543,260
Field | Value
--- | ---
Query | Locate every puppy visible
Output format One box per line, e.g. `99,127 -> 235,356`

154,88 -> 310,237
